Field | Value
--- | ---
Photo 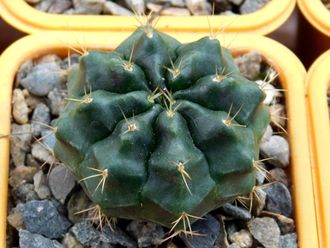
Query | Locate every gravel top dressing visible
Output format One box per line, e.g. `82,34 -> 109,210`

6,50 -> 296,248
24,0 -> 271,16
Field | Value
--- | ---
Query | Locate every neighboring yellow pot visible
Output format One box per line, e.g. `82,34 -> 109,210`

0,0 -> 295,34
298,0 -> 330,37
307,50 -> 330,248
0,32 -> 318,247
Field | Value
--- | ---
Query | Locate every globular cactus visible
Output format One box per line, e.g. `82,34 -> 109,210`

54,25 -> 270,233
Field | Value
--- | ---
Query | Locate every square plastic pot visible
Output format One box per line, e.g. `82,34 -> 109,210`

306,50 -> 330,248
0,0 -> 295,35
0,31 -> 318,247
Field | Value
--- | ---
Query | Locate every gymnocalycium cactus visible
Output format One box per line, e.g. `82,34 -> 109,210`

54,24 -> 270,234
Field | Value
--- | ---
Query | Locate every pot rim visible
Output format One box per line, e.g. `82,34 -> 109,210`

0,0 -> 295,35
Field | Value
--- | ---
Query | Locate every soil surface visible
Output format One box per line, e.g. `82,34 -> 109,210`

6,50 -> 296,248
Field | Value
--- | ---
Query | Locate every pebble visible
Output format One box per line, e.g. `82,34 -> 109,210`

235,52 -> 262,80
229,229 -> 253,248
31,103 -> 51,137
247,217 -> 280,248
9,166 -> 37,188
60,54 -> 80,70
20,62 -> 66,96
101,225 -> 137,248
263,182 -> 293,217
269,168 -> 290,187
37,54 -> 62,65
16,60 -> 33,87
270,104 -> 286,128
10,124 -> 32,167
262,211 -> 295,234
19,229 -> 64,248
256,80 -> 280,105
221,203 -> 252,221
255,162 -> 266,185
186,0 -> 211,15
7,207 -> 24,230
125,0 -> 145,14
62,233 -> 84,248
12,183 -> 39,203
67,190 -> 92,223
31,142 -> 54,165
261,125 -> 273,143
228,244 -> 240,248
229,0 -> 243,5
73,0 -> 106,14
147,3 -> 191,16
260,135 -> 290,168
24,90 -> 44,111
240,0 -> 270,14
12,89 -> 29,124
213,216 -> 230,248
70,221 -> 101,247
181,214 -> 220,248
103,1 -> 134,15
19,200 -> 71,239
251,187 -> 266,216
279,233 -> 297,248
127,220 -> 165,247
48,0 -> 72,13
41,129 -> 56,150
49,164 -> 76,203
33,170 -> 51,199
36,0 -> 56,12
48,88 -> 67,115
159,0 -> 186,7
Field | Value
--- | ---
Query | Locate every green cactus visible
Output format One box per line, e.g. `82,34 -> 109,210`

54,25 -> 270,233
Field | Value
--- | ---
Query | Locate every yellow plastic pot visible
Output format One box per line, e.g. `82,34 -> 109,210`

297,0 -> 330,67
0,0 -> 295,35
306,50 -> 330,248
0,32 -> 318,247
298,0 -> 330,37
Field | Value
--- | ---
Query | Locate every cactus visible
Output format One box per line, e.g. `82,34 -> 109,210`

54,25 -> 270,233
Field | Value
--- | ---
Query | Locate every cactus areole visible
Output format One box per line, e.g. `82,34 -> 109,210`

54,26 -> 270,232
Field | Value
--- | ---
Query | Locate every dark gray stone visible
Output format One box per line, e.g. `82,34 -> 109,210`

20,200 -> 71,239
13,183 -> 39,203
70,221 -> 101,247
240,0 -> 270,14
73,0 -> 106,14
181,214 -> 220,248
260,135 -> 290,168
248,217 -> 280,248
279,233 -> 297,248
31,103 -> 51,137
48,164 -> 76,203
102,225 -> 137,248
19,229 -> 64,248
221,203 -> 252,220
48,0 -> 72,13
127,220 -> 165,247
263,182 -> 293,217
269,168 -> 290,187
20,62 -> 66,96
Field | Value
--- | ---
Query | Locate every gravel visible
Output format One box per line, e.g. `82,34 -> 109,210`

25,0 -> 272,15
7,51 -> 296,248
19,200 -> 71,239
